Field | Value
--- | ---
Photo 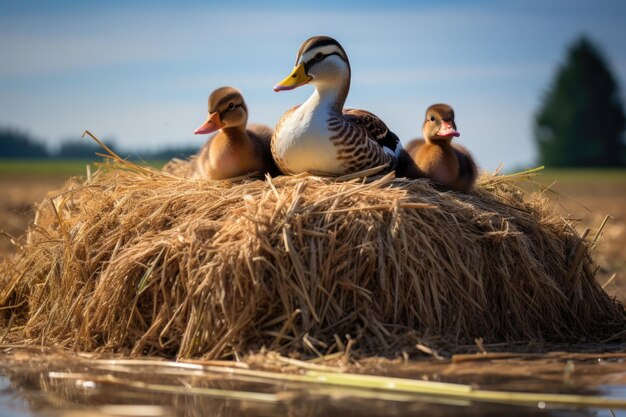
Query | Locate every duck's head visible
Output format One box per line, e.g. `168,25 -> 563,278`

194,87 -> 248,135
273,36 -> 350,92
422,104 -> 460,143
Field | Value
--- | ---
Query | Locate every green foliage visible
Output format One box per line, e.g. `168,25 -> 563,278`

535,36 -> 626,167
0,128 -> 198,162
0,128 -> 48,158
0,160 -> 94,176
0,159 -> 168,177
56,139 -> 114,159
142,146 -> 198,161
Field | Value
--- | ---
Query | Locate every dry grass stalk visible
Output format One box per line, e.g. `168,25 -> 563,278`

5,347 -> 626,411
0,147 -> 624,359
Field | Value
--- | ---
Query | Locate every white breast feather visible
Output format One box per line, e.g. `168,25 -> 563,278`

275,102 -> 345,175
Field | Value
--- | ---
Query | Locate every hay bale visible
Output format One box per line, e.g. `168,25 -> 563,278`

1,159 -> 624,359
162,156 -> 198,178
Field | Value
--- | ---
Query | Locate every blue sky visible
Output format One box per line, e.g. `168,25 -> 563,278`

1,0 -> 625,171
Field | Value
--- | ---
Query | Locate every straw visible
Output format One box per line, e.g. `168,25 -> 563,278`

0,133 -> 624,360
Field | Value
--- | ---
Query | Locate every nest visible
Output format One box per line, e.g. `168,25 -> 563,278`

1,155 -> 624,360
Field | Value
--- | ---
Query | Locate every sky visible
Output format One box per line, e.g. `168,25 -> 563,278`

1,0 -> 625,171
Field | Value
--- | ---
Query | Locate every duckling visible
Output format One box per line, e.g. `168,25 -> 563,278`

272,36 -> 402,176
193,87 -> 279,180
405,104 -> 477,192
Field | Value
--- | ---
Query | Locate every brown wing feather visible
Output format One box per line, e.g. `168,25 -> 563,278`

343,109 -> 388,139
342,108 -> 400,153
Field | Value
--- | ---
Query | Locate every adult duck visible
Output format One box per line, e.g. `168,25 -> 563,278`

272,36 -> 402,176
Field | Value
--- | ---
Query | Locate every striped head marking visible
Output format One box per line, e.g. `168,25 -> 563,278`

274,36 -> 351,92
296,36 -> 350,72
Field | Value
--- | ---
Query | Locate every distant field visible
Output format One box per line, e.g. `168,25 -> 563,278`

533,168 -> 626,184
0,159 -> 167,177
1,161 -> 623,181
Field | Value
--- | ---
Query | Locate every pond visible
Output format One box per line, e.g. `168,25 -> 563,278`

1,347 -> 626,417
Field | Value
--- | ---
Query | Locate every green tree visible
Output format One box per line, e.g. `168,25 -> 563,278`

55,139 -> 107,159
0,128 -> 49,158
535,36 -> 625,167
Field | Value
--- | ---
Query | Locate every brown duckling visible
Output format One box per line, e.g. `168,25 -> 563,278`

404,104 -> 477,192
193,87 -> 279,180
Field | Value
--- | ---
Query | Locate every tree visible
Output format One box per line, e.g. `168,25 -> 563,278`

535,36 -> 626,167
0,128 -> 49,158
55,139 -> 108,159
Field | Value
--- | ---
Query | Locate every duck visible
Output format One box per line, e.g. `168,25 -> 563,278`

272,35 -> 402,176
193,87 -> 279,180
404,104 -> 477,192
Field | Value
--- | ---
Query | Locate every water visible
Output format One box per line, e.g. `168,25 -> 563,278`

1,347 -> 626,417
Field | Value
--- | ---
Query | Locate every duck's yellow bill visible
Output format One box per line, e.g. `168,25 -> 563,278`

273,63 -> 311,92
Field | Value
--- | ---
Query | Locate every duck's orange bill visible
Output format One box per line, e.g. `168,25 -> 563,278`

273,63 -> 312,92
194,111 -> 223,135
437,121 -> 460,138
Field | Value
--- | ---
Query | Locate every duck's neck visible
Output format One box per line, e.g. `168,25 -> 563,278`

221,125 -> 251,146
425,136 -> 453,148
308,75 -> 350,114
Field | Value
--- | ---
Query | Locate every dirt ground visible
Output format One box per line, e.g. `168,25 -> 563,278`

1,171 -> 625,301
0,175 -> 70,256
533,177 -> 626,302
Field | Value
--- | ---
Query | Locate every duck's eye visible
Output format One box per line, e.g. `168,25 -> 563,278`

430,115 -> 435,122
228,103 -> 235,110
315,52 -> 324,61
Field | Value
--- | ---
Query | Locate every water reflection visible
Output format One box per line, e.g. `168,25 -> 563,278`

1,348 -> 624,417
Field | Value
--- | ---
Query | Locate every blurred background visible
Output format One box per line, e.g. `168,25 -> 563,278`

1,0 -> 625,296
2,0 -> 626,169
